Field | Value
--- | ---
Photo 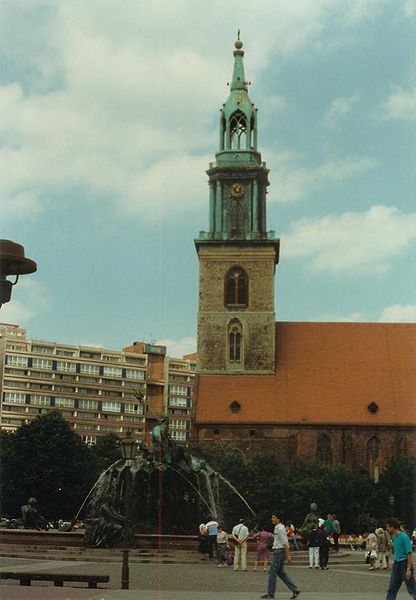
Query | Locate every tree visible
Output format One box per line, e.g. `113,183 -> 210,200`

3,411 -> 93,520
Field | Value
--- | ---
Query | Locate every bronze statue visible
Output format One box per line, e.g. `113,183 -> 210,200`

21,497 -> 50,530
300,502 -> 320,543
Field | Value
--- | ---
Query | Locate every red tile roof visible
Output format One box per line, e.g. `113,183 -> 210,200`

195,322 -> 416,427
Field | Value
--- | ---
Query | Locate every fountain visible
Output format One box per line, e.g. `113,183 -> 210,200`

81,415 -> 256,548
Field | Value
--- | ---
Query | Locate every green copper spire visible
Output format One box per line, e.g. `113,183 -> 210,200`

196,34 -> 277,245
231,31 -> 247,91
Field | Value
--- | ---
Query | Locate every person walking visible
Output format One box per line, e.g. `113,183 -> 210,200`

206,516 -> 219,559
308,525 -> 320,569
332,514 -> 341,552
385,518 -> 416,599
367,532 -> 378,570
216,524 -> 229,567
253,525 -> 274,571
260,513 -> 301,599
232,518 -> 249,572
286,521 -> 299,551
376,526 -> 389,570
317,524 -> 330,570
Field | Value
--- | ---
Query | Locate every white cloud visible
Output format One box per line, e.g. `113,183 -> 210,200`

0,0 -> 395,222
156,336 -> 196,358
382,86 -> 416,121
282,205 -> 416,273
323,93 -> 360,130
378,303 -> 416,322
0,278 -> 52,325
268,152 -> 375,203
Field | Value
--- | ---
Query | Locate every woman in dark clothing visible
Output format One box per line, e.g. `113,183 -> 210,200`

317,524 -> 330,569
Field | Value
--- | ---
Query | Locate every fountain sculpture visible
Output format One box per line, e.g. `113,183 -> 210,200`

82,414 -> 255,547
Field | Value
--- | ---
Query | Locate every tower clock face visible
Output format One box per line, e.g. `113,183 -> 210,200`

230,182 -> 245,199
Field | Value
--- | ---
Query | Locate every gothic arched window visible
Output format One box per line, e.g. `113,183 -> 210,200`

228,319 -> 242,363
317,434 -> 333,466
366,436 -> 382,482
225,266 -> 248,308
230,110 -> 247,149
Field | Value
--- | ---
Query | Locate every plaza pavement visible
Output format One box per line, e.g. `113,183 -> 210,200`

0,555 -> 412,599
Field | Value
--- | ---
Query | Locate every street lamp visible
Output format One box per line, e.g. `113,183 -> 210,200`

118,431 -> 138,590
0,240 -> 37,307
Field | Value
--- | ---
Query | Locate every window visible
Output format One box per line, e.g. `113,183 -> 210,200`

125,369 -> 145,380
230,400 -> 241,414
80,364 -> 99,375
99,425 -> 119,433
228,319 -> 243,363
78,399 -> 98,410
32,358 -> 53,370
168,385 -> 188,396
54,397 -> 75,408
169,419 -> 187,430
230,110 -> 247,149
169,397 -> 187,407
56,360 -> 77,373
77,423 -> 98,431
6,355 -> 28,367
80,351 -> 101,360
82,435 -> 97,445
171,430 -> 187,441
3,392 -> 26,404
102,401 -> 121,412
225,267 -> 248,307
2,418 -> 23,426
100,390 -> 122,397
367,436 -> 382,482
5,368 -> 28,376
123,415 -> 144,423
125,356 -> 146,365
30,371 -> 52,379
124,403 -> 143,415
32,346 -> 53,354
77,411 -> 97,419
4,380 -> 26,388
77,388 -> 99,395
103,366 -> 122,377
31,395 -> 51,406
6,343 -> 26,351
56,349 -> 77,357
3,404 -> 26,413
317,434 -> 333,466
78,376 -> 98,384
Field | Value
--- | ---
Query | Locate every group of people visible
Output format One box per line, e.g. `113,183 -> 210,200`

198,513 -> 416,600
198,513 -> 300,599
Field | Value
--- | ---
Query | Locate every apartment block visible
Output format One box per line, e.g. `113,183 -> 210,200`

0,324 -> 196,445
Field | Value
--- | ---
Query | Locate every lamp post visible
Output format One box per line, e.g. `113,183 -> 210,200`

389,494 -> 395,517
0,240 -> 37,307
118,430 -> 138,590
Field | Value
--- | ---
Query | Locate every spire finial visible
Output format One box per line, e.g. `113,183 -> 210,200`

235,29 -> 243,50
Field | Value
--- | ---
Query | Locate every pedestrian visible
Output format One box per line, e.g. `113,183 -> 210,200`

317,524 -> 330,570
205,515 -> 219,559
376,526 -> 390,570
385,517 -> 416,600
231,518 -> 249,572
366,532 -> 378,570
332,514 -> 341,552
216,524 -> 229,567
260,512 -> 301,599
286,521 -> 299,551
198,522 -> 209,560
253,525 -> 274,572
324,513 -> 334,536
308,525 -> 320,569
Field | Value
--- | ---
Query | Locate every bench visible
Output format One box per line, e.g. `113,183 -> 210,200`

0,571 -> 109,588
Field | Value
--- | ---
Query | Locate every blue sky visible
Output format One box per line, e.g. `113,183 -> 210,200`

1,0 -> 415,357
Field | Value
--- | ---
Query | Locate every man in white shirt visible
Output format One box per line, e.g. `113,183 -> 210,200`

261,513 -> 301,599
232,518 -> 249,571
205,517 -> 219,559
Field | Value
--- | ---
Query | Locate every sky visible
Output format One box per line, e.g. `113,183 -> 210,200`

0,0 -> 415,357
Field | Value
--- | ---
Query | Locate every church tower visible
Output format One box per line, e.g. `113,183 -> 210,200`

195,35 -> 280,374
